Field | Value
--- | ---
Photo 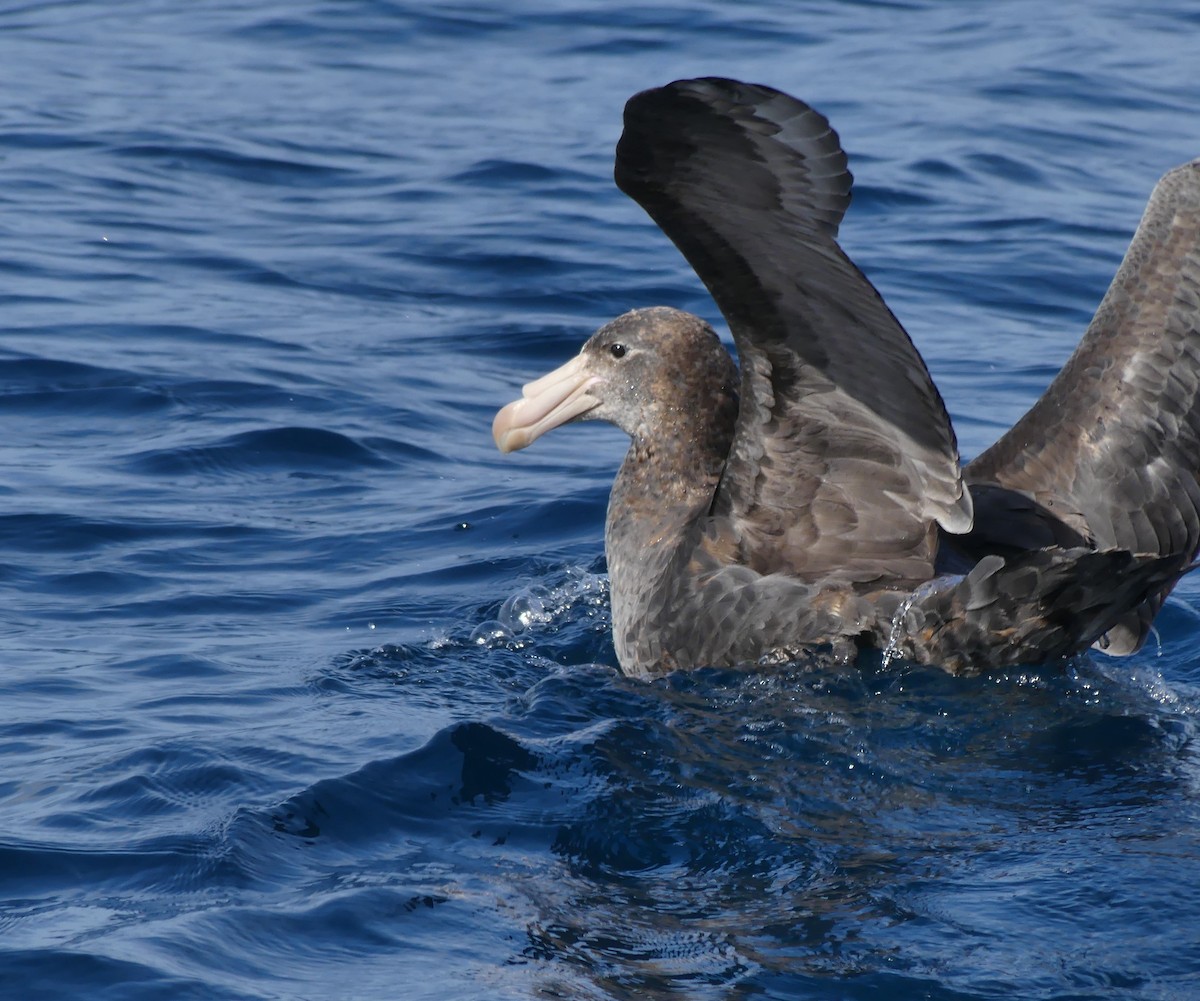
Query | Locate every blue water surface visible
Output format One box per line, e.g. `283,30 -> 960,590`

2,2 -> 1200,998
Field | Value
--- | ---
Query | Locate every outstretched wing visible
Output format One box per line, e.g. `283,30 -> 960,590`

615,78 -> 970,585
967,160 -> 1200,651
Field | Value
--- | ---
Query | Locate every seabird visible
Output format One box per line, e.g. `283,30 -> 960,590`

493,77 -> 1200,678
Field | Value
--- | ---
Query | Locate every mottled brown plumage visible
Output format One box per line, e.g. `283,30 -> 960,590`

493,77 -> 1200,678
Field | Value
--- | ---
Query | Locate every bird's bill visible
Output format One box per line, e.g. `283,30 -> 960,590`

492,353 -> 601,453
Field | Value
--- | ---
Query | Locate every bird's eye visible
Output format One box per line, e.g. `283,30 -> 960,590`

609,343 -> 627,359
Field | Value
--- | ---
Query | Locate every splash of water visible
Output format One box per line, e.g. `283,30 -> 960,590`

881,576 -> 965,668
468,566 -> 609,648
881,591 -> 918,668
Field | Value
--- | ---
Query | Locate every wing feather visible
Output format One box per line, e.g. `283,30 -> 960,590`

615,78 -> 970,584
967,159 -> 1200,652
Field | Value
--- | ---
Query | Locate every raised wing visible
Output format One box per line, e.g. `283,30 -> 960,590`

967,160 -> 1200,651
615,78 -> 971,585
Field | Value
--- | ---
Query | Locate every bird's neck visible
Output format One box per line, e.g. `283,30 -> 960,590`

604,411 -> 735,675
606,413 -> 732,553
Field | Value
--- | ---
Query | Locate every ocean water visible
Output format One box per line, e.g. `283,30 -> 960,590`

2,1 -> 1200,998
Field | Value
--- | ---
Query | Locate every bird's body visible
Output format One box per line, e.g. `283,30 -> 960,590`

493,78 -> 1200,678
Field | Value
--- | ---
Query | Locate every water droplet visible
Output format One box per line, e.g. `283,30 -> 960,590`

469,620 -> 513,646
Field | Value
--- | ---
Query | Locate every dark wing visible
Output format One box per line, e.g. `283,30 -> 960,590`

615,78 -> 971,585
967,159 -> 1200,652
900,548 -> 1189,674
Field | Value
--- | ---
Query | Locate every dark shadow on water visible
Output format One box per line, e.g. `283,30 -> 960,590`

451,721 -> 539,806
267,719 -> 546,846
